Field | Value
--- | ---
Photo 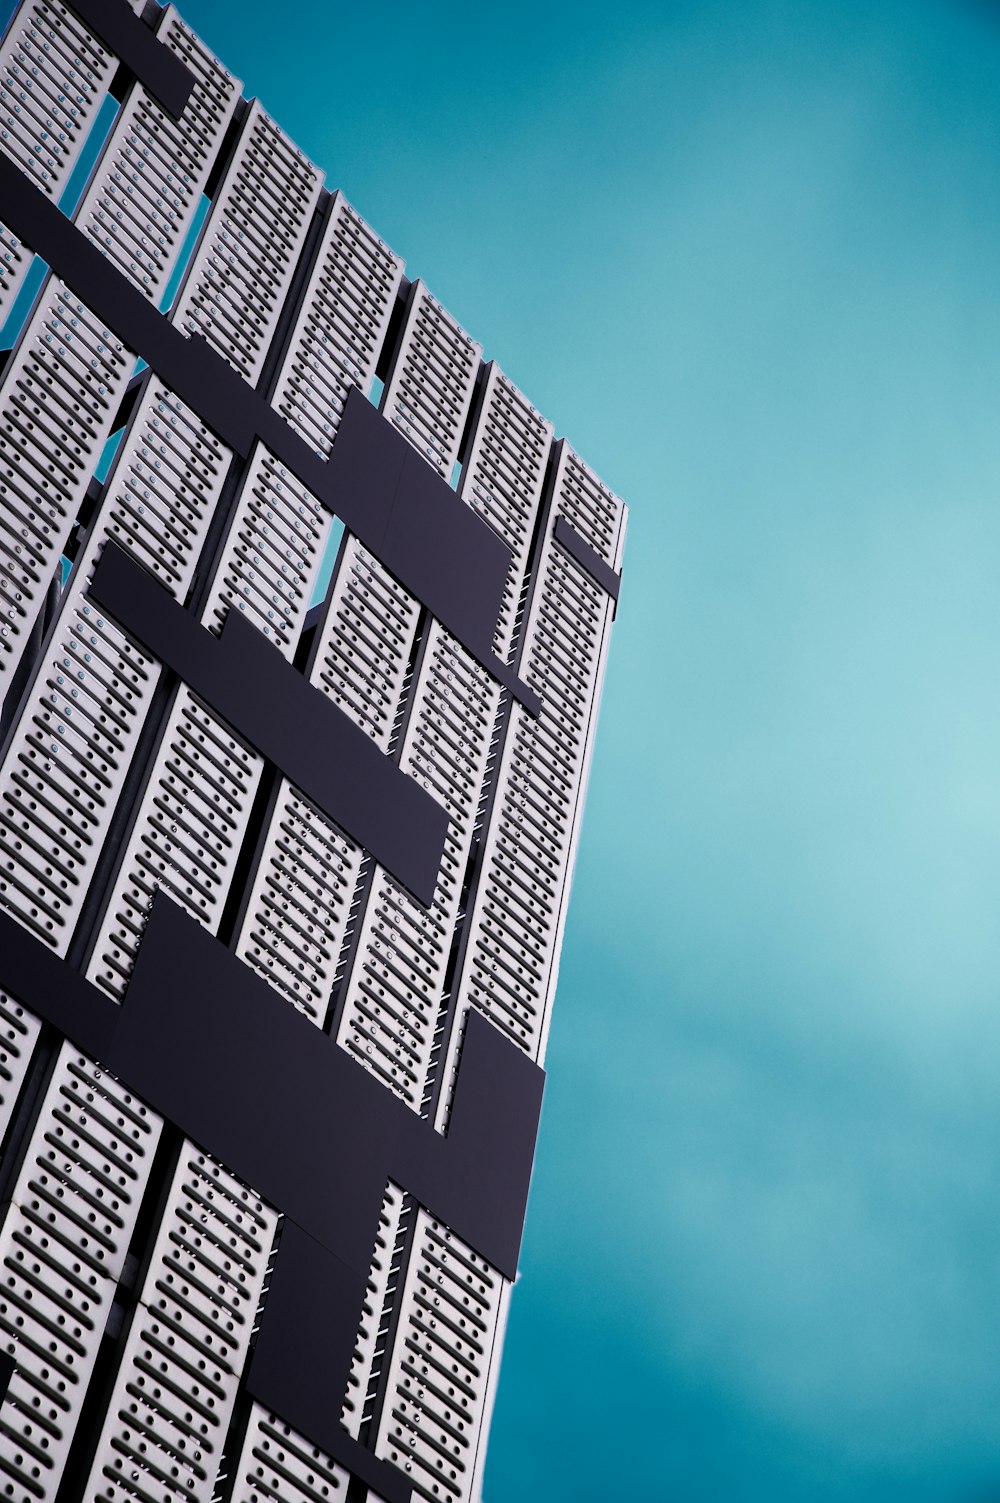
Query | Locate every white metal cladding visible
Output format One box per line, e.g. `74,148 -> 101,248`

0,0 -> 119,321
82,1145 -> 278,1503
72,5 -> 239,302
85,469 -> 329,1000
341,1180 -> 409,1440
372,1211 -> 505,1503
0,1 -> 627,1494
332,360 -> 547,1114
0,281 -> 131,706
458,362 -> 552,662
198,444 -> 330,655
0,5 -> 239,708
0,991 -> 40,1147
380,281 -> 481,480
434,447 -> 626,1132
230,531 -> 422,1026
0,1044 -> 160,1502
334,624 -> 498,1113
228,1405 -> 350,1503
169,98 -> 323,383
270,191 -> 403,455
0,382 -> 231,954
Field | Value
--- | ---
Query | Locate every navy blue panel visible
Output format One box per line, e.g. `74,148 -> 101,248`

89,543 -> 448,907
0,156 -> 540,714
553,513 -> 621,602
70,0 -> 195,118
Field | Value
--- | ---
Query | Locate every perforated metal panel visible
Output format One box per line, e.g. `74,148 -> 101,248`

0,382 -> 231,953
372,1212 -> 505,1503
199,444 -> 329,657
0,0 -> 119,320
0,991 -> 40,1147
0,1044 -> 161,1502
229,1405 -> 350,1503
72,5 -> 239,302
458,362 -> 552,662
334,625 -> 496,1112
333,364 -> 546,1114
270,191 -> 403,454
341,1181 -> 410,1441
435,446 -> 626,1136
380,281 -> 480,479
170,98 -> 322,382
231,199 -> 407,1024
83,1145 -> 278,1503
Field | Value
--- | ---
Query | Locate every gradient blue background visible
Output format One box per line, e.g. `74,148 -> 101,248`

114,1 -> 1000,1495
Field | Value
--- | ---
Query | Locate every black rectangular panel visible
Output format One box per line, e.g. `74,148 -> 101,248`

70,0 -> 195,118
554,513 -> 622,602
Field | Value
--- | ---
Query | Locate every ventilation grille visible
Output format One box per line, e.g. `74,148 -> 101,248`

0,1043 -> 161,1502
83,1145 -> 278,1503
171,98 -> 322,382
458,363 -> 552,661
373,1212 -> 504,1503
271,191 -> 402,455
381,281 -> 480,478
72,5 -> 239,302
228,1405 -> 349,1503
0,382 -> 230,953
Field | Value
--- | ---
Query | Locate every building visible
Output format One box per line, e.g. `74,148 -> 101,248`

0,2 -> 626,1500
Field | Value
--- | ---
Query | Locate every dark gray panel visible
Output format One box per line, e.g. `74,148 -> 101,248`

554,513 -> 622,603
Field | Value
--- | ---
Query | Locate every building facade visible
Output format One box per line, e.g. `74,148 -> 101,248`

0,2 -> 626,1501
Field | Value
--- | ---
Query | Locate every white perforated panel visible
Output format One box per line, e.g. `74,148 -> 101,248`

435,447 -> 626,1134
458,362 -> 552,662
372,1212 -> 505,1503
83,1145 -> 278,1503
0,1044 -> 161,1502
341,1180 -> 410,1440
72,5 -> 239,302
380,281 -> 480,479
171,98 -> 322,382
229,1405 -> 350,1503
0,382 -> 230,952
0,282 -> 131,705
0,0 -> 119,320
270,191 -> 402,455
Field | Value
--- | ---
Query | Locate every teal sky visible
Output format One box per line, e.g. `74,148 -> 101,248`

87,0 -> 1000,1495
